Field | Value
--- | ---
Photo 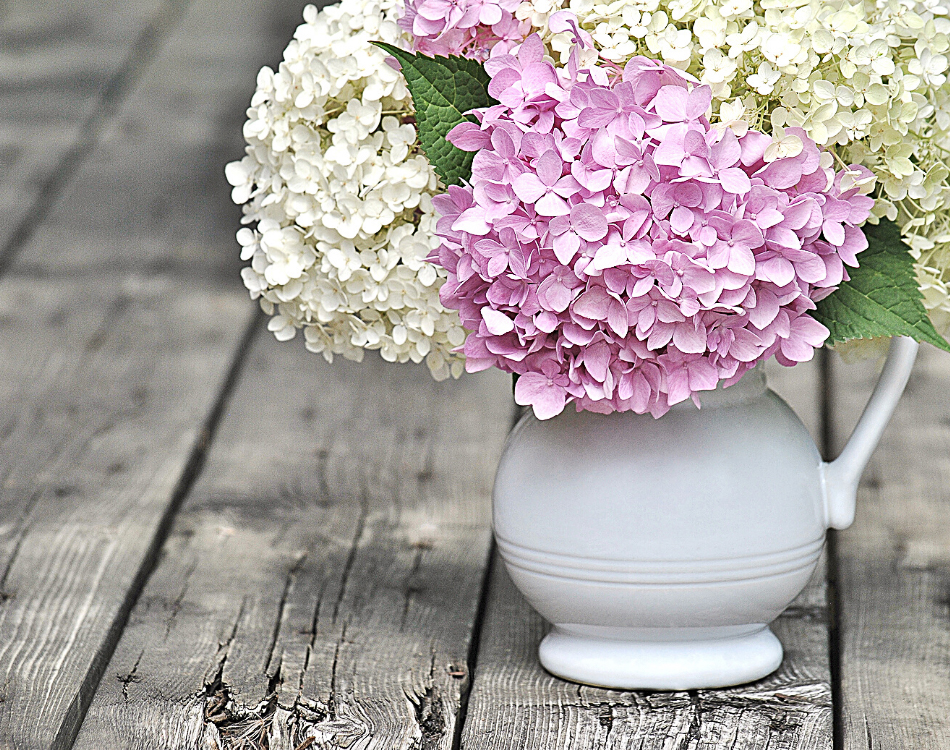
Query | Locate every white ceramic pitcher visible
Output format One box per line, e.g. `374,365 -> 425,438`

493,337 -> 919,690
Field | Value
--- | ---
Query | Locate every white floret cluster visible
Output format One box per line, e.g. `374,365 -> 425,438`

225,0 -> 466,379
518,0 -> 950,335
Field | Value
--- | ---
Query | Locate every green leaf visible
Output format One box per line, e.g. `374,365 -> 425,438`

373,42 -> 495,186
813,217 -> 950,352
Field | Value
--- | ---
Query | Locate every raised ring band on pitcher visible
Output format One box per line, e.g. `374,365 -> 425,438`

495,534 -> 825,586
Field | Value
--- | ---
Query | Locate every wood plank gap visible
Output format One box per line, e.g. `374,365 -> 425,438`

819,346 -> 845,750
450,547 -> 495,750
444,414 -> 520,750
0,0 -> 192,276
451,404 -> 522,750
826,529 -> 843,750
52,311 -> 261,750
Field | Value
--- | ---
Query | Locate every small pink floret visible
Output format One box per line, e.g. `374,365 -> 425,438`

399,0 -> 530,61
433,39 -> 873,419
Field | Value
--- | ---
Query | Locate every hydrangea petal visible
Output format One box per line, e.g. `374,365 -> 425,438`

514,373 -> 568,419
428,47 -> 872,420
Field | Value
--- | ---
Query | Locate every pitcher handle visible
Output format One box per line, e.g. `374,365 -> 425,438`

822,336 -> 919,530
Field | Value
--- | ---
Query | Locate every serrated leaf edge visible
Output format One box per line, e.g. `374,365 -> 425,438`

815,218 -> 950,352
372,42 -> 491,186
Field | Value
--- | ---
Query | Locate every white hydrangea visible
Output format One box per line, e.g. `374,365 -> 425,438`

226,0 -> 466,380
518,0 -> 950,338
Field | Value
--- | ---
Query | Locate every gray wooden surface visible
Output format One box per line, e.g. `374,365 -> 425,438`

0,0 -> 306,747
0,1 -> 948,748
73,334 -> 512,750
0,0 -> 176,265
829,349 -> 950,750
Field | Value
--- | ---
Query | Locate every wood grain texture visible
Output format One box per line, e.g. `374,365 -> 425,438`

461,359 -> 833,750
0,0 -> 318,745
828,346 -> 950,749
72,332 -> 514,750
0,279 -> 253,750
0,0 -> 174,258
12,0 -> 310,283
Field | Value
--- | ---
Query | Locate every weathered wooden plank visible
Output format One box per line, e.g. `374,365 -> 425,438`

461,359 -> 833,750
828,346 -> 950,749
0,279 -> 254,750
11,0 -> 310,282
72,331 -> 513,750
0,0 -> 319,745
0,0 -> 177,259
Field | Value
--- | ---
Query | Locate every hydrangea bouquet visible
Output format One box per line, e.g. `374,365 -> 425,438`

227,0 -> 950,420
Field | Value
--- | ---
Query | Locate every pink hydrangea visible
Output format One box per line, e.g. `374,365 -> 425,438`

431,36 -> 875,419
400,0 -> 530,60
